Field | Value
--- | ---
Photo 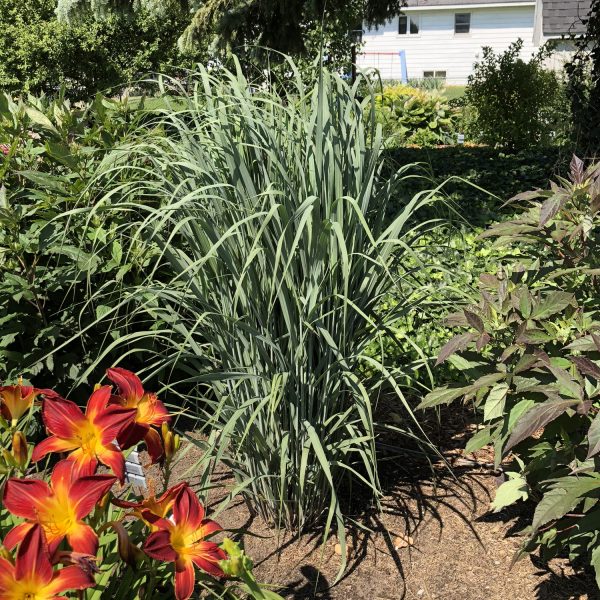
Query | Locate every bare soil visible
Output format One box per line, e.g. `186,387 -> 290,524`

161,408 -> 598,600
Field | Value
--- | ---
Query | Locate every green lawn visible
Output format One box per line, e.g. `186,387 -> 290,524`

443,85 -> 466,101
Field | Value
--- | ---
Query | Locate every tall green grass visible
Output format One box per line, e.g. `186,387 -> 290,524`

77,60 -> 440,571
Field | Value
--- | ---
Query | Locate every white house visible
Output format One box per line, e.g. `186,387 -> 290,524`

357,0 -> 590,84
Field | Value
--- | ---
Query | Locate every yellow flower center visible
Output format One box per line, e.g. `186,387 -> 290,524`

169,524 -> 201,557
75,422 -> 102,456
38,493 -> 76,540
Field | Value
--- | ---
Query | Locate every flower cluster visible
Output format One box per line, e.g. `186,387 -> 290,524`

0,369 -> 231,600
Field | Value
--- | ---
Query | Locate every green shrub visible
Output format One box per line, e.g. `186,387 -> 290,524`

0,91 -> 156,393
464,39 -> 570,152
374,84 -> 459,147
0,0 -> 196,98
382,145 -> 566,226
420,156 -> 600,586
77,64 -> 440,568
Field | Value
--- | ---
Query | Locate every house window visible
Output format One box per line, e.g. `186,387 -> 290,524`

454,13 -> 471,33
399,15 -> 419,35
424,70 -> 447,79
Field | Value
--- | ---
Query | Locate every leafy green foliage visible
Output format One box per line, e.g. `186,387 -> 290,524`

57,0 -> 401,61
374,84 -> 459,147
0,0 -> 195,98
0,91 -> 157,392
420,155 -> 600,586
465,39 -> 570,152
383,145 -> 565,226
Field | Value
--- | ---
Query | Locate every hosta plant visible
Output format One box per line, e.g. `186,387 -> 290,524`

374,84 -> 459,146
0,369 -> 282,599
420,156 -> 600,586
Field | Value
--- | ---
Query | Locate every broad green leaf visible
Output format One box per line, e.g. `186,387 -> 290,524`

587,412 -> 600,459
531,292 -> 575,320
483,383 -> 509,422
24,106 -> 59,134
532,476 -> 600,531
491,476 -> 528,511
418,385 -> 467,409
592,545 -> 600,589
465,426 -> 493,453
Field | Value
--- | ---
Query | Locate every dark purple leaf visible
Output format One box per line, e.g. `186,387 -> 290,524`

571,356 -> 600,380
570,155 -> 585,184
505,399 -> 580,454
435,332 -> 478,366
465,310 -> 484,333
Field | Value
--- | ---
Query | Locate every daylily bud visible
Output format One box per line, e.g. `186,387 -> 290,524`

1,447 -> 15,468
11,431 -> 28,470
162,424 -> 179,461
0,544 -> 13,563
97,491 -> 111,511
111,521 -> 144,568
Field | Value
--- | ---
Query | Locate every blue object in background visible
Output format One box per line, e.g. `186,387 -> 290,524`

399,50 -> 408,84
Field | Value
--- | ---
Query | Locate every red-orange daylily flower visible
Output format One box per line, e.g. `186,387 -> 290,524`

0,384 -> 53,426
143,485 -> 226,600
107,368 -> 170,462
31,386 -> 136,481
3,460 -> 116,556
112,481 -> 186,531
0,524 -> 95,600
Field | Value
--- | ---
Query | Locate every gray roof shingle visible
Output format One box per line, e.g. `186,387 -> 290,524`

542,0 -> 590,34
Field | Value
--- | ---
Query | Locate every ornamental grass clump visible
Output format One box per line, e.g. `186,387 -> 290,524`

78,59 -> 439,570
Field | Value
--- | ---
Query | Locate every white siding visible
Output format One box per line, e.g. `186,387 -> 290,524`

357,6 -> 537,84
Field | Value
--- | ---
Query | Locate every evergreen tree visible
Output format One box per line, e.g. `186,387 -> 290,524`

56,0 -> 402,58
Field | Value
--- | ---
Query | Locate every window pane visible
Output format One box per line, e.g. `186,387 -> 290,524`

410,17 -> 419,34
455,13 -> 470,33
435,71 -> 447,79
398,15 -> 407,34
423,71 -> 434,78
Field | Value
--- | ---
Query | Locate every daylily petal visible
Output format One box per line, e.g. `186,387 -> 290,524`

173,486 -> 204,530
70,474 -> 116,520
65,450 -> 98,479
66,523 -> 99,556
143,530 -> 177,562
190,542 -> 227,578
96,446 -> 126,482
41,397 -> 87,439
198,519 -> 222,539
3,522 -> 34,550
137,393 -> 170,428
3,478 -> 50,519
49,459 -> 75,494
139,510 -> 172,530
144,427 -> 164,463
31,436 -> 78,463
85,386 -> 112,422
0,557 -> 16,591
44,564 -> 96,596
15,524 -> 53,586
95,406 -> 137,445
174,557 -> 196,600
106,368 -> 144,404
116,421 -> 148,450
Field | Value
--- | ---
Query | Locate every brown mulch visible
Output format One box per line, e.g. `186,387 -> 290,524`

157,408 -> 598,600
